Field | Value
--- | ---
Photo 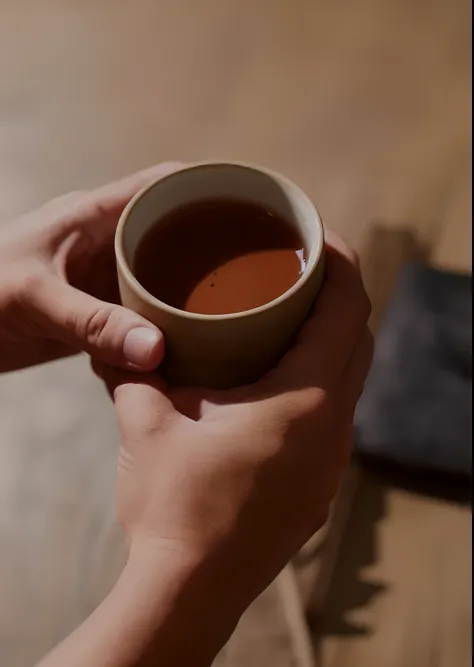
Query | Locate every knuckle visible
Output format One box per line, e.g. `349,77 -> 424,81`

41,191 -> 91,225
345,244 -> 360,268
82,306 -> 116,347
47,190 -> 88,209
326,228 -> 360,268
349,280 -> 371,324
311,506 -> 330,534
365,327 -> 375,353
2,267 -> 49,331
17,266 -> 48,306
280,387 -> 328,421
359,288 -> 372,321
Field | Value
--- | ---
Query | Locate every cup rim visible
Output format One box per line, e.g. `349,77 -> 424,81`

115,161 -> 325,322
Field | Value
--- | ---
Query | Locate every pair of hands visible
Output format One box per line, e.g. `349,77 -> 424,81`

1,164 -> 372,657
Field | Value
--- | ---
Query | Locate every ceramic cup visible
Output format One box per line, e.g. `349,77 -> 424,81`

115,162 -> 325,389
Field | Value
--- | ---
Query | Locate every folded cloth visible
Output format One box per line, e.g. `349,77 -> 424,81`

355,262 -> 472,477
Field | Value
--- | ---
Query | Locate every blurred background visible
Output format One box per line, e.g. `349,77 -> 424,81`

0,1 -> 471,666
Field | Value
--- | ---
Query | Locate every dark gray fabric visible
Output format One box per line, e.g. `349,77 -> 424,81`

355,262 -> 472,476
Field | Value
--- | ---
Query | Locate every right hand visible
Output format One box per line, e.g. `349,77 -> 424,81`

96,230 -> 372,614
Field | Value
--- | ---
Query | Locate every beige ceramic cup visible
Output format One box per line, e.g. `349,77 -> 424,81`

115,162 -> 325,389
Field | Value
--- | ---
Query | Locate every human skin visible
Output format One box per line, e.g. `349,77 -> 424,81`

0,163 -> 183,373
0,166 -> 372,667
38,235 -> 371,667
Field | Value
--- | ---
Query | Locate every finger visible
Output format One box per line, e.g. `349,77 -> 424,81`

167,386 -> 211,421
44,162 -> 184,243
88,162 -> 184,218
92,359 -> 205,421
268,232 -> 371,389
317,330 -> 373,474
338,327 -> 374,418
94,363 -> 176,434
30,276 -> 165,371
324,227 -> 361,269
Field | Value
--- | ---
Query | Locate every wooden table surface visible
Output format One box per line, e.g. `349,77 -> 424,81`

0,1 -> 471,665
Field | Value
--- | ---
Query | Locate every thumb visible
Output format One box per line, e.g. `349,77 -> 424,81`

34,276 -> 165,370
92,361 -> 177,435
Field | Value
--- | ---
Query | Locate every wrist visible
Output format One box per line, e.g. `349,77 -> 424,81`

109,539 -> 242,666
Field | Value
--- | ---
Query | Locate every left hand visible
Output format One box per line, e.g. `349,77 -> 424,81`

0,163 -> 181,372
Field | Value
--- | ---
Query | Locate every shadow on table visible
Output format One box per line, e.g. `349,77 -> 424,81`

308,466 -> 389,639
302,223 -> 431,642
305,223 -> 470,651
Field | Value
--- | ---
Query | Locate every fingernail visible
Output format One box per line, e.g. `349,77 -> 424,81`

123,327 -> 161,367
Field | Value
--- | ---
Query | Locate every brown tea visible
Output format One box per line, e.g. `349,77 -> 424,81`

133,199 -> 306,315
